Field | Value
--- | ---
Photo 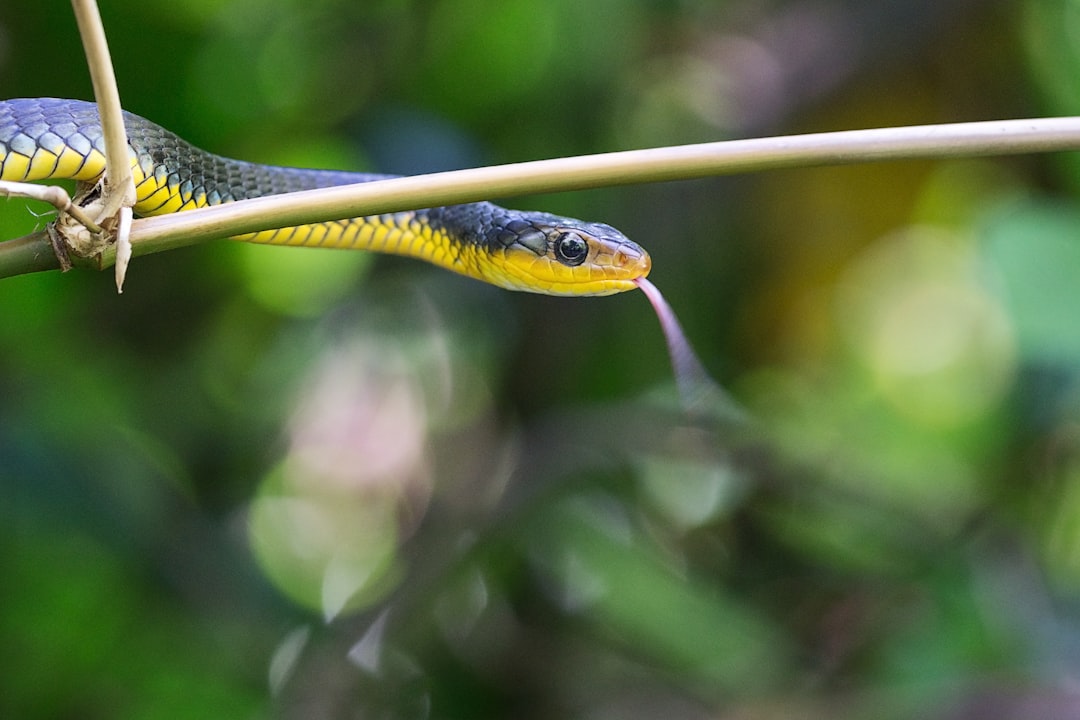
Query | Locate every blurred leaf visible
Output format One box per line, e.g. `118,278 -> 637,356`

530,496 -> 791,694
239,243 -> 371,317
981,199 -> 1080,365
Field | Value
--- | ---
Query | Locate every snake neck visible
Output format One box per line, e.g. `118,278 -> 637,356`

105,105 -> 514,255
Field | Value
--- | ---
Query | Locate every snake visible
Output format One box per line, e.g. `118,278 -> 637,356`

0,98 -> 650,296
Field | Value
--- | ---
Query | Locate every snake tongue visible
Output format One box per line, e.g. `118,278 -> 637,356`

634,277 -> 720,414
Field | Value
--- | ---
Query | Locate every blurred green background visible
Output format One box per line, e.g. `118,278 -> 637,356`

4,0 -> 1080,717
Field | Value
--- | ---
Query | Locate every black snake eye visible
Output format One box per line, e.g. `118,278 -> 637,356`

554,232 -> 589,266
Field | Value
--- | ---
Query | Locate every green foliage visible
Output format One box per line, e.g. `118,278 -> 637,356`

3,0 -> 1080,718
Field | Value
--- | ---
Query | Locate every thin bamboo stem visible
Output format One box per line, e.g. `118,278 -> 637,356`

3,115 -> 1080,279
70,0 -> 134,217
125,115 -> 1080,252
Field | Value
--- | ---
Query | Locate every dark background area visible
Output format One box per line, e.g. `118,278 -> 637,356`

4,1 -> 1080,718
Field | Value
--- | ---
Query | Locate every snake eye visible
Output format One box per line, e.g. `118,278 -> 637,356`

554,232 -> 589,266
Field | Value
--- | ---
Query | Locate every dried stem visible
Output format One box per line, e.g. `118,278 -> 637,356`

0,180 -> 101,231
70,0 -> 134,218
4,116 -> 1080,279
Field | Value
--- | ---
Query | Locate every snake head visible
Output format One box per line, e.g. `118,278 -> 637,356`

485,212 -> 651,296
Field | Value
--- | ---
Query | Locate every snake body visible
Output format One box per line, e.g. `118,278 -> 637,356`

0,98 -> 649,295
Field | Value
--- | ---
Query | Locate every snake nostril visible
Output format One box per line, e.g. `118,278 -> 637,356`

614,245 -> 649,274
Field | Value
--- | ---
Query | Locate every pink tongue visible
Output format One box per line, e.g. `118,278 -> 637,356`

634,277 -> 721,414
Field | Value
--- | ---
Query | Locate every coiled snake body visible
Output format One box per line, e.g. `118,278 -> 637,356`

0,98 -> 650,295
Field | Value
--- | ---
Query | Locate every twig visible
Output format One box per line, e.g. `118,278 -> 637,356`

0,231 -> 65,277
70,0 -> 134,218
3,115 -> 1080,280
70,0 -> 135,290
124,116 -> 1080,253
0,180 -> 102,232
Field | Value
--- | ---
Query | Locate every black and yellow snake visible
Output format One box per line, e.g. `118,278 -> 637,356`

0,98 -> 650,295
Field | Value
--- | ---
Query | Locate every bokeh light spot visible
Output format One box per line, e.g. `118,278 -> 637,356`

836,227 -> 1016,427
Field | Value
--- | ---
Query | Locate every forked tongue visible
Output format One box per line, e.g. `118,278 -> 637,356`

634,277 -> 741,420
